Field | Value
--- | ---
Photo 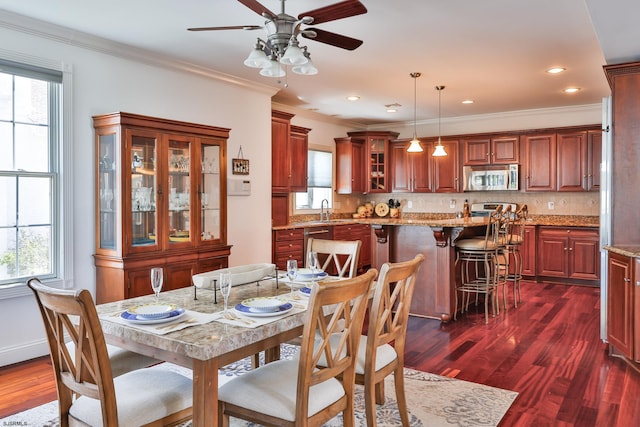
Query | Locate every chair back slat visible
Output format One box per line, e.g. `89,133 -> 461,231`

307,238 -> 362,278
368,255 -> 424,353
297,269 -> 377,416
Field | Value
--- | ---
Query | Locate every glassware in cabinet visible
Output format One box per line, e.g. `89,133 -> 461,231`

200,142 -> 221,243
130,135 -> 158,248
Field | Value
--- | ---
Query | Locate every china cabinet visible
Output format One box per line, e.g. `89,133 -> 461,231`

93,112 -> 231,303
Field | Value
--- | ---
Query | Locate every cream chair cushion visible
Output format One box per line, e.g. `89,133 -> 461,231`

65,341 -> 158,377
355,335 -> 398,375
456,238 -> 498,251
69,369 -> 192,427
217,359 -> 345,422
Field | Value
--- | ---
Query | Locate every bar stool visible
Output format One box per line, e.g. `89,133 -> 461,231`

454,206 -> 510,323
503,204 -> 528,307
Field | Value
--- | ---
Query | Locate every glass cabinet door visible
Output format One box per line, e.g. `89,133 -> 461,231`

130,134 -> 158,249
167,137 -> 192,245
98,133 -> 117,250
370,138 -> 386,192
200,142 -> 221,243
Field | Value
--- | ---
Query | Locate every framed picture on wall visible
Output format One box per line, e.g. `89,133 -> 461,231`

232,158 -> 249,175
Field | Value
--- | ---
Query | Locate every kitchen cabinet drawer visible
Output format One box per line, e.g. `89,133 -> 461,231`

274,228 -> 304,241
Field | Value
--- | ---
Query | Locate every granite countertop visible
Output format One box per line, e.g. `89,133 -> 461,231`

604,245 -> 640,258
274,214 -> 599,231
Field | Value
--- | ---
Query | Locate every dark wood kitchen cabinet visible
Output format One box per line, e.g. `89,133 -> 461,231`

524,133 -> 557,191
556,129 -> 602,192
271,110 -> 309,193
431,139 -> 461,193
607,251 -> 636,361
521,225 -> 537,277
335,136 -> 365,194
335,131 -> 399,194
536,227 -> 599,282
390,139 -> 432,193
463,134 -> 520,165
272,228 -> 305,271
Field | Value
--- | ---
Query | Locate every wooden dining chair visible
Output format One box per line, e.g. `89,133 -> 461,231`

27,278 -> 193,427
217,269 -> 377,427
307,237 -> 362,278
356,254 -> 424,427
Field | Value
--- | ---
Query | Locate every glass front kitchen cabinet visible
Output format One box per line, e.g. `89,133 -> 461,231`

93,113 -> 231,303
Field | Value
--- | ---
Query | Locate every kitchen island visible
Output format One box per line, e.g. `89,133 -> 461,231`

275,214 -> 599,321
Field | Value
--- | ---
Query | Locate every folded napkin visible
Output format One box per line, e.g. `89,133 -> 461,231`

102,309 -> 222,335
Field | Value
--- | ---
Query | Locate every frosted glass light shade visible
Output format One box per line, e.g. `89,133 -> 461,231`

244,48 -> 269,68
433,143 -> 447,157
259,58 -> 286,77
291,58 -> 318,75
407,138 -> 423,153
280,45 -> 308,65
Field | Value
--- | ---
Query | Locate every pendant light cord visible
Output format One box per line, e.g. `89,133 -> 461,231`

410,72 -> 421,140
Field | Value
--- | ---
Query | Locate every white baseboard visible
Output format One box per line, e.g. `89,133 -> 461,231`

0,339 -> 49,367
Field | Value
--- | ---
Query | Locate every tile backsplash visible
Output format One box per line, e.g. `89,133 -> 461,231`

334,191 -> 599,216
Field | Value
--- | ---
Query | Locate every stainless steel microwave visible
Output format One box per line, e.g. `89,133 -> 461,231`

463,164 -> 519,191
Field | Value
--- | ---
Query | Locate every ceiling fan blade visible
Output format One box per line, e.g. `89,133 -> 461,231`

299,0 -> 367,25
188,25 -> 262,31
302,28 -> 363,51
237,0 -> 276,19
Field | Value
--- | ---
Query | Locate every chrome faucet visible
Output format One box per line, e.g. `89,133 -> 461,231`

320,199 -> 330,222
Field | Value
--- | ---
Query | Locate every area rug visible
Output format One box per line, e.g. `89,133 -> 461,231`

2,345 -> 517,427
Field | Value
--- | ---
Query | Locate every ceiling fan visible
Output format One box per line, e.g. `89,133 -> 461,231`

188,0 -> 368,76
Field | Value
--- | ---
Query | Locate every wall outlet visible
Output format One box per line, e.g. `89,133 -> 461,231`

407,200 -> 413,209
450,199 -> 456,209
548,201 -> 555,210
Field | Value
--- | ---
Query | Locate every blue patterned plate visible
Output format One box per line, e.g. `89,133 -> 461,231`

121,308 -> 186,324
296,269 -> 328,282
299,286 -> 312,297
240,297 -> 288,312
234,302 -> 293,317
128,303 -> 177,319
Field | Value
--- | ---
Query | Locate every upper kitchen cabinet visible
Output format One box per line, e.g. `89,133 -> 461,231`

556,130 -> 602,192
93,112 -> 231,303
390,139 -> 432,193
335,136 -> 365,194
271,110 -> 309,193
431,139 -> 461,193
335,131 -> 399,194
604,62 -> 640,244
524,132 -> 557,191
463,135 -> 520,166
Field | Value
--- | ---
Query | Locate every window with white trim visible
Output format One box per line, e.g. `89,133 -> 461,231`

295,149 -> 333,210
0,59 -> 62,287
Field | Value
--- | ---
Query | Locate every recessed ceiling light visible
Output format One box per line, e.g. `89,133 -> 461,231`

563,87 -> 580,93
462,99 -> 474,104
346,95 -> 360,101
547,67 -> 567,74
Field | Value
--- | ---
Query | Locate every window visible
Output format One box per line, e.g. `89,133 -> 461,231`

295,149 -> 333,210
0,59 -> 62,288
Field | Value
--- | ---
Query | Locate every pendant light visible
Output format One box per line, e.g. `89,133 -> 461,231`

407,72 -> 424,153
433,85 -> 448,157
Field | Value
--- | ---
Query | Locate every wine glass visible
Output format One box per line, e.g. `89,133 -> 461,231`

150,267 -> 163,302
307,251 -> 319,284
219,271 -> 232,314
286,259 -> 298,299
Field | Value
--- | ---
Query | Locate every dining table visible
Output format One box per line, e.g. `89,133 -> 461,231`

96,276 -> 311,427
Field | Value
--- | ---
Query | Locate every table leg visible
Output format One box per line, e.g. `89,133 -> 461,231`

192,358 -> 219,426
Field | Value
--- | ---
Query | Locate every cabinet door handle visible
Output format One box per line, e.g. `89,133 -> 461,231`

624,278 -> 631,283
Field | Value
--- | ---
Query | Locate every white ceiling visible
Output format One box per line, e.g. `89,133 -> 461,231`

0,0 -> 635,126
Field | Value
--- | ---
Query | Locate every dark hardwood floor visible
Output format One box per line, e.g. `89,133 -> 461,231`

2,280 -> 639,425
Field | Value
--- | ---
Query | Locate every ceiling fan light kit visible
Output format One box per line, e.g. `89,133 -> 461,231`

192,0 -> 367,78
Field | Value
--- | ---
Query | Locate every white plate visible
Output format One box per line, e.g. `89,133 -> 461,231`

295,269 -> 328,282
128,303 -> 177,319
234,302 -> 293,317
121,308 -> 186,324
240,297 -> 288,312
